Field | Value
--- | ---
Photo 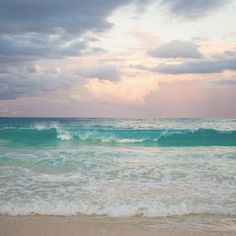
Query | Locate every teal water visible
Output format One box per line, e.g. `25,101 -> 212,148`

1,118 -> 236,147
0,118 -> 236,216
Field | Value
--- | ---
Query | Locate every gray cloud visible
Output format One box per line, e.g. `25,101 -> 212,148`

0,0 -> 144,64
211,77 -> 236,85
130,64 -> 150,70
148,40 -> 203,58
153,57 -> 236,74
0,0 -> 150,35
0,33 -> 107,64
76,65 -> 121,80
0,66 -> 81,99
0,0 -> 146,100
0,34 -> 90,63
0,0 -> 124,35
0,0 -> 226,65
159,0 -> 228,18
133,50 -> 236,74
212,49 -> 236,59
0,64 -> 121,100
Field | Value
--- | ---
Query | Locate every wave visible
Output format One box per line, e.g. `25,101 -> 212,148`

0,127 -> 236,146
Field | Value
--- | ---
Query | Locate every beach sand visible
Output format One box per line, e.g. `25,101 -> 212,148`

0,214 -> 235,236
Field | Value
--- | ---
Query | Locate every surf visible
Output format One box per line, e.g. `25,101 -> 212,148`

0,126 -> 236,146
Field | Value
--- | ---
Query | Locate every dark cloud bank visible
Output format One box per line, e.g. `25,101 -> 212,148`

0,0 -> 138,63
0,0 -> 143,100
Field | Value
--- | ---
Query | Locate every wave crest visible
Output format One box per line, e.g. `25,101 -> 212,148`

0,127 -> 236,146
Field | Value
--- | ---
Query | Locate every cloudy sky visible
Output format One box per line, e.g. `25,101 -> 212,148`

0,0 -> 236,118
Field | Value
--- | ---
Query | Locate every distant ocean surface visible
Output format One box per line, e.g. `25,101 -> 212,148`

0,118 -> 236,217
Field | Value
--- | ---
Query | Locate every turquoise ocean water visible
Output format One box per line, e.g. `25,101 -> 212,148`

0,118 -> 236,217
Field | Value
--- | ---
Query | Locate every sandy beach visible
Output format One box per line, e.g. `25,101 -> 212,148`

1,214 -> 236,236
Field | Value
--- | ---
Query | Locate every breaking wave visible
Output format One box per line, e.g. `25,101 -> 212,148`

0,127 -> 236,146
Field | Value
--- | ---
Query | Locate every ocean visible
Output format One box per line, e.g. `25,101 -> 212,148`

0,117 -> 236,218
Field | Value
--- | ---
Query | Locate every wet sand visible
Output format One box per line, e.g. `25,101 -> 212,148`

0,214 -> 236,236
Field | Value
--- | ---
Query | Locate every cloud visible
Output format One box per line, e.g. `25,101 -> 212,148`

159,0 -> 228,18
0,33 -> 99,64
134,50 -> 236,74
148,40 -> 203,58
212,49 -> 236,59
0,30 -> 110,64
0,67 -> 81,99
0,0 -> 127,35
211,77 -> 236,85
0,0 -> 145,64
0,0 -> 149,35
130,64 -> 150,70
85,77 -> 159,103
0,64 -> 121,100
76,65 -> 121,80
153,57 -> 236,74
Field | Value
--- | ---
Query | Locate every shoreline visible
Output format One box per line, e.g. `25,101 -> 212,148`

1,214 -> 235,236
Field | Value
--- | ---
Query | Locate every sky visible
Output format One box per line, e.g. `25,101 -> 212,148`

0,0 -> 236,118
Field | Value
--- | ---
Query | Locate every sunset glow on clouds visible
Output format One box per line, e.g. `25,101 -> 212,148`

85,76 -> 159,103
0,0 -> 236,117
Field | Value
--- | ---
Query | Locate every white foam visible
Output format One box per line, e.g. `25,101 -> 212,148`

1,197 -> 235,217
56,131 -> 72,140
1,146 -> 236,217
32,122 -> 73,140
116,138 -> 146,143
33,122 -> 59,131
